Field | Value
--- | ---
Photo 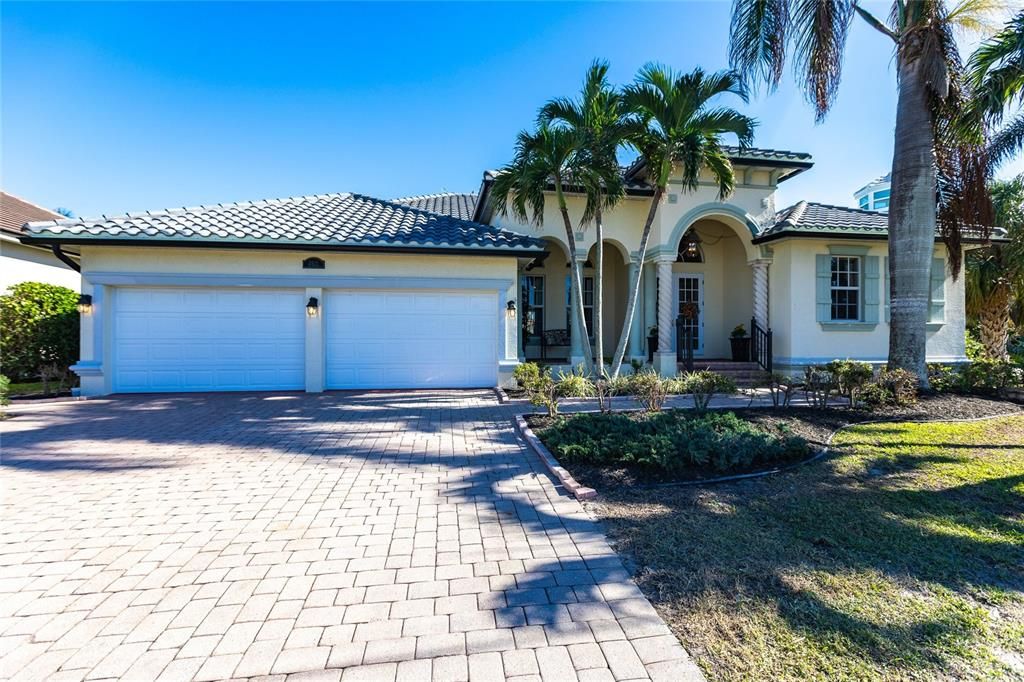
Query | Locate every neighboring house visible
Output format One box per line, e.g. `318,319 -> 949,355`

21,147 -> 991,396
1,191 -> 80,292
853,173 -> 891,212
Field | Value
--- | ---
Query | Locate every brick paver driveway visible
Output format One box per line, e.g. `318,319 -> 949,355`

1,391 -> 701,681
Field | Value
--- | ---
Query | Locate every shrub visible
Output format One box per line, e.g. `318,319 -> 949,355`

537,410 -> 808,474
825,359 -> 874,407
524,367 -> 561,417
965,328 -> 985,361
929,360 -> 1024,397
766,372 -> 798,407
629,370 -> 670,413
556,365 -> 594,398
676,370 -> 737,411
0,282 -> 79,384
803,365 -> 836,408
513,362 -> 542,391
861,368 -> 918,407
0,375 -> 9,413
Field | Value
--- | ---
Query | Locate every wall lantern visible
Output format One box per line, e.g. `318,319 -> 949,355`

506,300 -> 517,319
306,297 -> 319,317
76,294 -> 93,314
683,232 -> 701,259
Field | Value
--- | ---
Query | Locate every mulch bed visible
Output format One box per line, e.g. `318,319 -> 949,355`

526,394 -> 1024,489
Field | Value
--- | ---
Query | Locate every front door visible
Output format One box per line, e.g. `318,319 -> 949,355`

675,274 -> 704,355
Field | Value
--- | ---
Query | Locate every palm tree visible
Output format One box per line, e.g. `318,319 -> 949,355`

729,0 -> 1000,383
966,175 -> 1024,358
607,65 -> 757,377
968,10 -> 1024,170
491,124 -> 595,372
538,61 -> 629,378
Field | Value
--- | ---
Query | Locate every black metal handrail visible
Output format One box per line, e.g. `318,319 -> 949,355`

750,316 -> 773,373
675,317 -> 694,372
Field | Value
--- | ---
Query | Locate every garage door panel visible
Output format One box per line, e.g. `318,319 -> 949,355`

114,287 -> 305,393
325,289 -> 498,389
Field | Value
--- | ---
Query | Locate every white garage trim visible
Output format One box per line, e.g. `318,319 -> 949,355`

83,271 -> 514,291
112,287 -> 306,393
324,289 -> 500,389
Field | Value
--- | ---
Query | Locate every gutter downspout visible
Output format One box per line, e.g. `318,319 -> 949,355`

51,244 -> 81,273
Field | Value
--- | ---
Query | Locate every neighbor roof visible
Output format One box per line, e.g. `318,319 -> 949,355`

1,191 -> 65,238
754,201 -> 1006,244
22,192 -> 546,255
393,192 -> 478,220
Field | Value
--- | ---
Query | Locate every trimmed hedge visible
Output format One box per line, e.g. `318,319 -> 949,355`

0,282 -> 80,383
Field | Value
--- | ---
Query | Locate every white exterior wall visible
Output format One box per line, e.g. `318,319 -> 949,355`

769,238 -> 967,373
0,237 -> 80,292
74,246 -> 521,396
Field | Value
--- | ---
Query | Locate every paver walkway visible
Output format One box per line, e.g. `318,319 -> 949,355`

1,391 -> 702,681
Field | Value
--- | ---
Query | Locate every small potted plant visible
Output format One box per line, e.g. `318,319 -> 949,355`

647,326 -> 658,362
730,324 -> 751,361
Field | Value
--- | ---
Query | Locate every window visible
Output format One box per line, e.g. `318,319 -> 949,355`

565,275 -> 595,335
873,198 -> 889,210
830,256 -> 861,320
873,189 -> 890,200
522,276 -> 544,338
859,195 -> 870,210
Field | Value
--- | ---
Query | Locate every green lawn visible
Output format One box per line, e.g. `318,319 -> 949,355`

591,416 -> 1024,681
7,380 -> 74,397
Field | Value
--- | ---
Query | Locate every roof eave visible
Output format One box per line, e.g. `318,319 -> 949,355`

751,230 -> 1004,245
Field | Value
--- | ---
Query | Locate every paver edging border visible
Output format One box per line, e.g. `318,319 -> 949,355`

514,414 -> 597,500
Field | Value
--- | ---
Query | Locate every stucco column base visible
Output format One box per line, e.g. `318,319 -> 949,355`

654,351 -> 677,377
569,355 -> 587,370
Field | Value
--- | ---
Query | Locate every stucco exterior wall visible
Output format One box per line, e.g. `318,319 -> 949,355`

768,238 -> 967,372
0,238 -> 80,292
75,246 -> 522,395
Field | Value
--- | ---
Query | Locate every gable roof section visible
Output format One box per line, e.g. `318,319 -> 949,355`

23,192 -> 545,256
393,192 -> 478,220
622,146 -> 814,184
1,191 -> 65,238
754,201 -> 1006,244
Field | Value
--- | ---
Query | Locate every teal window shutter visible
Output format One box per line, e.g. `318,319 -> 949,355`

883,257 -> 890,322
816,254 -> 831,322
930,258 -> 946,323
864,255 -> 880,323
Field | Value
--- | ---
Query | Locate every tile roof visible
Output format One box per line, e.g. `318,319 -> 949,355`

755,201 -> 1006,242
623,146 -> 814,182
393,192 -> 478,220
23,192 -> 545,254
1,191 -> 65,238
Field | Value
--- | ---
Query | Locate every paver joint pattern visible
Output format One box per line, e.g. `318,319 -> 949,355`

0,390 -> 703,681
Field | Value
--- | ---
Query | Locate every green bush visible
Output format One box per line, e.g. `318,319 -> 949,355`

861,368 -> 918,407
928,360 -> 1024,397
0,282 -> 79,384
825,359 -> 874,407
674,370 -> 737,410
556,366 -> 594,398
628,370 -> 670,413
538,410 -> 808,474
0,375 -> 9,409
965,328 -> 985,361
513,362 -> 542,390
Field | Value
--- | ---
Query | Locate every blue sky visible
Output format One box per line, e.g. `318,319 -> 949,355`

2,1 -> 1018,219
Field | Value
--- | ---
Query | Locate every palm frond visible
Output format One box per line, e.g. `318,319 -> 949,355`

728,0 -> 791,91
790,0 -> 856,121
946,0 -> 1007,36
987,110 -> 1024,168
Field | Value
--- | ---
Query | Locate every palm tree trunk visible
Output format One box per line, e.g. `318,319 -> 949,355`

978,283 -> 1011,360
609,186 -> 665,377
554,183 -> 595,374
888,56 -> 936,386
594,207 -> 605,378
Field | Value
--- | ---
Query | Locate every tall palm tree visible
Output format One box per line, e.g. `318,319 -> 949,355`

539,61 -> 629,378
966,175 -> 1024,358
607,65 -> 757,377
491,124 -> 595,372
968,10 -> 1024,170
729,0 -> 1000,383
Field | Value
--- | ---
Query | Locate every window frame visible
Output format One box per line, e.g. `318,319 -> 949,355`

522,275 -> 544,340
565,275 -> 595,337
830,255 -> 862,322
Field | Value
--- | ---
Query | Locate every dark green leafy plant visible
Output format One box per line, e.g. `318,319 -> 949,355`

861,368 -> 919,407
675,370 -> 737,411
538,410 -> 807,474
0,282 -> 79,386
825,359 -> 874,408
628,370 -> 669,413
928,359 -> 1024,396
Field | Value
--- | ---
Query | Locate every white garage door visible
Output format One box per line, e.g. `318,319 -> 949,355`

113,288 -> 305,393
325,290 -> 498,389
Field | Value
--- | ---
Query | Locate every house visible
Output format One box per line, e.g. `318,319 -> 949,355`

1,191 -> 80,292
21,147 -> 987,396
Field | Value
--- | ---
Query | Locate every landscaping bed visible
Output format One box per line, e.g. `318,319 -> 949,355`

526,394 -> 1023,488
587,413 -> 1024,681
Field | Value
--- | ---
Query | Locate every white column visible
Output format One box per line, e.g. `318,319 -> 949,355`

626,258 -> 644,361
72,281 -> 108,396
654,255 -> 676,376
750,259 -> 770,330
305,287 -> 324,393
569,256 -> 586,367
643,262 -> 657,361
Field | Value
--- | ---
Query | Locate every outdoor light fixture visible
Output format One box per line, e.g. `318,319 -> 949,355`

506,300 -> 517,318
76,294 -> 93,314
306,297 -> 319,317
684,232 -> 701,259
